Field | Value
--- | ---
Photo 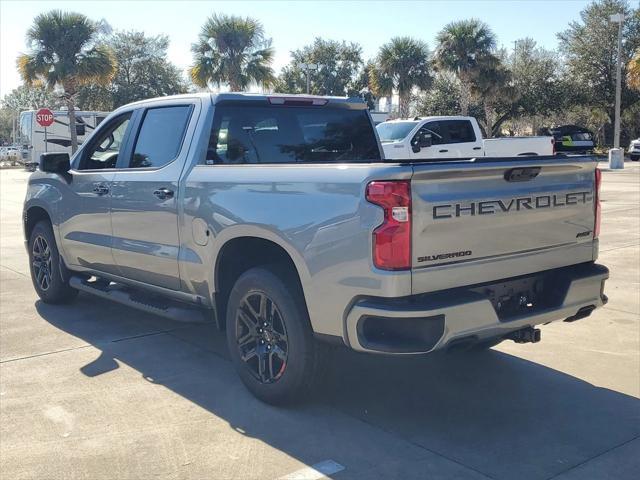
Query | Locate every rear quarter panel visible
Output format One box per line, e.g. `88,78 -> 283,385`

180,163 -> 413,338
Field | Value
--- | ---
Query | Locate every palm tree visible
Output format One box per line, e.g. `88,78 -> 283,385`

628,49 -> 640,92
190,14 -> 275,91
434,19 -> 497,115
369,37 -> 431,118
17,10 -> 115,153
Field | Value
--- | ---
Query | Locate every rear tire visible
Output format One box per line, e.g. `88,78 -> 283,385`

226,267 -> 321,405
28,220 -> 78,304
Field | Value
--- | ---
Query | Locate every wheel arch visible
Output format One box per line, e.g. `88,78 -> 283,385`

24,205 -> 52,241
212,233 -> 311,329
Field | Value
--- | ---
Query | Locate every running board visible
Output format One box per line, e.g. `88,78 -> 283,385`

69,276 -> 211,323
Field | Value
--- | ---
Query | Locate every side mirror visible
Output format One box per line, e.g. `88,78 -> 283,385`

40,152 -> 70,174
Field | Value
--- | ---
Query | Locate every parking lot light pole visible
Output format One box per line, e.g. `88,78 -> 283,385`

299,63 -> 318,94
610,13 -> 624,149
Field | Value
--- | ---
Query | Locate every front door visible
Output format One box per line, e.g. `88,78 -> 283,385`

109,102 -> 197,290
59,112 -> 133,273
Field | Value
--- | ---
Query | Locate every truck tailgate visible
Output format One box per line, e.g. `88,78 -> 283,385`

410,156 -> 598,295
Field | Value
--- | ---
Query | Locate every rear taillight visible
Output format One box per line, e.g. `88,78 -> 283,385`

594,168 -> 602,238
366,180 -> 411,270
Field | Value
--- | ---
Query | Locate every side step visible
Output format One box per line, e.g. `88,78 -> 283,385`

70,276 -> 211,323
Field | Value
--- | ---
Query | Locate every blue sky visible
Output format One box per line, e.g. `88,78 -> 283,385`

0,0 -> 593,97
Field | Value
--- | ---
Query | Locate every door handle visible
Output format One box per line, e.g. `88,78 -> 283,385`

473,147 -> 482,150
153,188 -> 174,200
93,184 -> 110,195
439,149 -> 449,153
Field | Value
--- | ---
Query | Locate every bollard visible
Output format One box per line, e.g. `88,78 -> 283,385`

608,148 -> 624,169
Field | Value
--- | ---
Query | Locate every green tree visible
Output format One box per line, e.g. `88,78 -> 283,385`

356,61 -> 377,109
557,0 -> 640,144
370,37 -> 431,118
76,31 -> 187,110
277,38 -> 364,96
17,10 -> 116,152
1,84 -> 60,112
1,85 -> 61,145
471,55 -> 515,137
0,109 -> 14,144
628,49 -> 640,91
510,39 -> 564,118
190,14 -> 275,91
434,19 -> 497,115
416,73 -> 462,116
495,39 -> 569,135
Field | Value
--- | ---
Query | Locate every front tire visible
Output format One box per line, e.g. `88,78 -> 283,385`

226,267 -> 320,405
28,220 -> 78,304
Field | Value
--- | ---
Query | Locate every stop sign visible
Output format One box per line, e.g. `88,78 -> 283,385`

35,108 -> 54,127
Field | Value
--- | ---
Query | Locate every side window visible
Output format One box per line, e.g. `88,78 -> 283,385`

79,113 -> 131,170
442,120 -> 476,144
129,106 -> 192,169
418,122 -> 445,145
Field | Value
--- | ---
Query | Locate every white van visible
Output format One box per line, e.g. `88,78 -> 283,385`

19,110 -> 108,167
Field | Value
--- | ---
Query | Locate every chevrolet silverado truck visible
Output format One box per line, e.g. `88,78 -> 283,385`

24,93 -> 608,404
377,116 -> 555,160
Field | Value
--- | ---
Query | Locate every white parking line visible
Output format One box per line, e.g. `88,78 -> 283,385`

278,460 -> 345,480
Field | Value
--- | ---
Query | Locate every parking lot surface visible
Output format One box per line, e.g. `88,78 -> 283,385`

1,164 -> 638,480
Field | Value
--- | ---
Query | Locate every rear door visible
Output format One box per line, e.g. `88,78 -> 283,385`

109,99 -> 199,290
410,157 -> 597,294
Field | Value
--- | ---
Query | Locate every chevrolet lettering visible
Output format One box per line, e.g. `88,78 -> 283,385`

433,191 -> 592,219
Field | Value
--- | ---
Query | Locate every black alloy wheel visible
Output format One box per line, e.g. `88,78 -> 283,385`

31,234 -> 53,291
235,291 -> 289,384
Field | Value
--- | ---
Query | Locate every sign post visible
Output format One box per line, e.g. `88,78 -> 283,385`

35,108 -> 54,153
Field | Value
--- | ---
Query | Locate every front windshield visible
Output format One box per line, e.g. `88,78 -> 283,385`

376,121 -> 418,143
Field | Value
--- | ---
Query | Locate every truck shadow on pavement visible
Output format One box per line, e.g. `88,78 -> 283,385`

35,295 -> 640,480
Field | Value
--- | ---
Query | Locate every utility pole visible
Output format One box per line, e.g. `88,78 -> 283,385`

610,13 -> 625,149
299,63 -> 318,94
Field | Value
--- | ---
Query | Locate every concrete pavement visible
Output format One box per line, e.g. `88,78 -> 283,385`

1,163 -> 638,479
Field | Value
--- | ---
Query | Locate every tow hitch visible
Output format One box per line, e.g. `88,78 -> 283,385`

507,327 -> 541,344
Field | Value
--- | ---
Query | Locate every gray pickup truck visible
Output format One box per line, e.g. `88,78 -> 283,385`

24,93 -> 608,404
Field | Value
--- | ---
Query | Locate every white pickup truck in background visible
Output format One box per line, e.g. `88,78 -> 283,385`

377,116 -> 555,160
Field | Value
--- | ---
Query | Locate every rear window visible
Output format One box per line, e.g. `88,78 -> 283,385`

204,104 -> 380,164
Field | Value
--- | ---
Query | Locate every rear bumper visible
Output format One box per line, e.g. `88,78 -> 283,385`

344,262 -> 608,354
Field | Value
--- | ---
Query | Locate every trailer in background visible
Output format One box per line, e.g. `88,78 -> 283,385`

19,110 -> 109,168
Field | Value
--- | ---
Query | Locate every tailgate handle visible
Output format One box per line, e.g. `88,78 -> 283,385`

504,167 -> 541,182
